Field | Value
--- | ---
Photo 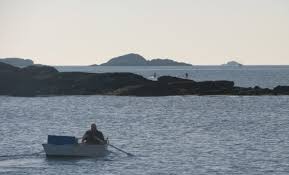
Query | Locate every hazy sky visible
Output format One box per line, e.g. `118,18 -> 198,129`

0,0 -> 289,65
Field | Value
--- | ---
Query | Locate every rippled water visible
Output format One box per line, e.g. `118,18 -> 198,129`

1,95 -> 289,174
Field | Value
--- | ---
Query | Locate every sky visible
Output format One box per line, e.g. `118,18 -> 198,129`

0,0 -> 289,65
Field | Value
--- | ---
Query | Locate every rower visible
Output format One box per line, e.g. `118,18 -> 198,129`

81,123 -> 105,144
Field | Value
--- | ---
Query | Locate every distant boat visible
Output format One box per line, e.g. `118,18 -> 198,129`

221,61 -> 243,67
42,135 -> 108,157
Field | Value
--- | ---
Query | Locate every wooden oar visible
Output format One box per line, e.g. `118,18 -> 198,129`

107,143 -> 134,156
80,136 -> 134,156
95,136 -> 134,156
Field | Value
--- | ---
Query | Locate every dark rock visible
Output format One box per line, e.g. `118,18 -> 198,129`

0,63 -> 32,95
193,81 -> 234,95
197,80 -> 234,89
112,82 -> 178,96
158,76 -> 194,83
20,65 -> 59,77
252,86 -> 273,95
0,62 -> 20,72
114,79 -> 235,96
273,86 -> 289,95
27,72 -> 150,96
0,63 -> 288,97
233,86 -> 273,95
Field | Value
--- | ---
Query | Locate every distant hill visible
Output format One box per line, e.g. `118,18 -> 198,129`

101,53 -> 147,66
100,53 -> 192,66
0,58 -> 34,67
222,61 -> 243,67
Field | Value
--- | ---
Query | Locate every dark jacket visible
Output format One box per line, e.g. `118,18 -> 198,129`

83,129 -> 105,144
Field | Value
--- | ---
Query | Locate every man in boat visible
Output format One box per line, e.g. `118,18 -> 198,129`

81,123 -> 105,144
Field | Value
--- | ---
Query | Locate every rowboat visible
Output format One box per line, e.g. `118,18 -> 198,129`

42,135 -> 109,157
42,143 -> 108,157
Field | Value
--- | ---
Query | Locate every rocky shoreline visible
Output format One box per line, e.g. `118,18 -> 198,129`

0,62 -> 288,97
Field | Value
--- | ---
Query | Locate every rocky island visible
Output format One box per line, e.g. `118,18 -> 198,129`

0,57 -> 34,67
1,62 -> 289,97
99,53 -> 192,66
222,61 -> 243,67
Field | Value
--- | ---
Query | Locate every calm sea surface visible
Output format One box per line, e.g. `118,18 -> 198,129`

0,66 -> 289,175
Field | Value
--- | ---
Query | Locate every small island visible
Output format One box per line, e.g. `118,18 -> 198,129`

99,53 -> 192,66
222,61 -> 243,67
1,62 -> 289,97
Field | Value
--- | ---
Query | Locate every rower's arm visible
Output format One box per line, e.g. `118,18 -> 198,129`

81,132 -> 88,143
93,135 -> 105,144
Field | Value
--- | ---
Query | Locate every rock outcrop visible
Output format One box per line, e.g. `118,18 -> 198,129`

0,62 -> 151,96
20,65 -> 59,76
273,86 -> 289,95
0,62 -> 20,72
0,62 -> 288,97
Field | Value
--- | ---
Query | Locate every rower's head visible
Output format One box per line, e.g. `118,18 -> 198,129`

91,123 -> 97,131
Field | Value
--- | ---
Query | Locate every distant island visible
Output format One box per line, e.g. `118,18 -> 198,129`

222,61 -> 243,67
99,53 -> 192,66
0,58 -> 34,68
1,62 -> 289,97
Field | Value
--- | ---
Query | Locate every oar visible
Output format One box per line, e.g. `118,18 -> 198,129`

107,143 -> 134,156
95,137 -> 134,156
80,136 -> 134,156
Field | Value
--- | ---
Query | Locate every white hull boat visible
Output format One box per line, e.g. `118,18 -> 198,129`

42,143 -> 108,157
